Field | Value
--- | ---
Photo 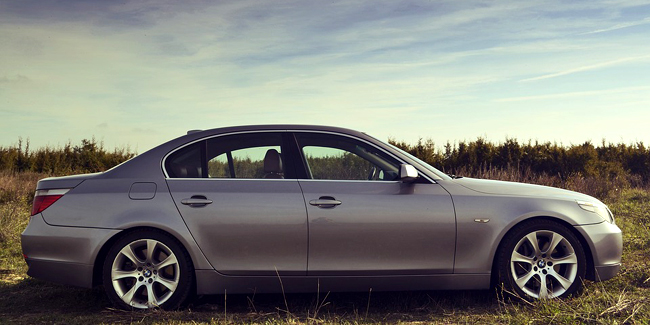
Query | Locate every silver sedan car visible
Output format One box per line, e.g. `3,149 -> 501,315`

21,125 -> 622,310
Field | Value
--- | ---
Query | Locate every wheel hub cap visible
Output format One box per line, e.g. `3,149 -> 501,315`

143,269 -> 152,277
537,260 -> 546,268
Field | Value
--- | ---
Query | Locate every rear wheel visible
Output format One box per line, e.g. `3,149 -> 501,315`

102,229 -> 194,309
497,219 -> 586,299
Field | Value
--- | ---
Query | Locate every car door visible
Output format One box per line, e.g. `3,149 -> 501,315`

293,132 -> 456,275
165,132 -> 308,276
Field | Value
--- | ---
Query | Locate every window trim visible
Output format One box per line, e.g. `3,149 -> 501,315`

161,129 -> 436,184
288,130 -> 434,184
162,130 -> 296,179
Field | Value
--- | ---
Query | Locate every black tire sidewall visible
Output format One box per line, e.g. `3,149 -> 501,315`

497,219 -> 587,300
102,229 -> 194,310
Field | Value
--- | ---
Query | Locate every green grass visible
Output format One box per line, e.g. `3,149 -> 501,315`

1,172 -> 648,324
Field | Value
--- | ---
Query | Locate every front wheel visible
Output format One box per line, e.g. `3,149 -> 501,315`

102,229 -> 194,309
496,219 -> 587,299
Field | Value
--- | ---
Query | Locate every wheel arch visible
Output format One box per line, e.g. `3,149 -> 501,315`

489,215 -> 595,287
92,226 -> 198,288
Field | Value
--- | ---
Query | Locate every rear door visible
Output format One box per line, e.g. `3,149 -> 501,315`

165,132 -> 308,275
293,132 -> 456,275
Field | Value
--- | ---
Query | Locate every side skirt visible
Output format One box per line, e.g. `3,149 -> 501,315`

195,270 -> 491,295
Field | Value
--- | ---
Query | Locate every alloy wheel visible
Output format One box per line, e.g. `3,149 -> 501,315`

509,230 -> 579,299
110,239 -> 180,309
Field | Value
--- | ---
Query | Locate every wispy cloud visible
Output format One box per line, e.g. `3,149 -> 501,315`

2,0 -> 650,149
580,17 -> 650,34
495,86 -> 650,102
519,55 -> 650,82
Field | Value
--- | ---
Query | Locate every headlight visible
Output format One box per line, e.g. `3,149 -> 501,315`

576,200 -> 614,223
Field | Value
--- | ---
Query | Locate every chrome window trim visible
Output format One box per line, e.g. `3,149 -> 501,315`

289,129 -> 437,184
297,179 -> 401,184
165,177 -> 298,182
161,130 -> 288,179
161,128 -> 437,184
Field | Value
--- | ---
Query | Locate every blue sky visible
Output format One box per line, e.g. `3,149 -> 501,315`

1,0 -> 649,152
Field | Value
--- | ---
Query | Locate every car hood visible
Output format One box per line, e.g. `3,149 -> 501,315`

452,177 -> 598,202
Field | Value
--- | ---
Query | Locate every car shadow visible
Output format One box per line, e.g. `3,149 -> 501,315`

0,276 -> 500,323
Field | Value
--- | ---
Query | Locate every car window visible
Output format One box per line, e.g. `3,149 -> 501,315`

206,133 -> 284,179
295,133 -> 400,181
165,133 -> 286,179
208,145 -> 282,178
165,142 -> 204,178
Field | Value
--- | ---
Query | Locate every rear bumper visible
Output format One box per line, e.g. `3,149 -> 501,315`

24,258 -> 95,288
21,214 -> 120,288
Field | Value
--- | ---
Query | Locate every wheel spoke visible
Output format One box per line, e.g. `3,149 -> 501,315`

511,251 -> 534,265
155,254 -> 178,270
515,269 -> 535,288
525,232 -> 541,255
146,240 -> 157,263
548,269 -> 573,289
121,282 -> 142,305
156,276 -> 178,292
112,269 -> 139,280
544,232 -> 563,255
538,274 -> 549,298
121,244 -> 144,265
146,284 -> 159,307
551,253 -> 577,265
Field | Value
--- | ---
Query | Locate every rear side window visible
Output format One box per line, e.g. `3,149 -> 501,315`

165,132 -> 290,179
207,133 -> 284,179
165,142 -> 204,178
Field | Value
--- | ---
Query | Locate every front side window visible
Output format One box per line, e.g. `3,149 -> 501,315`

295,133 -> 400,181
165,132 -> 286,179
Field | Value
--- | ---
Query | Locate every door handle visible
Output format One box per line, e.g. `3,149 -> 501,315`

181,195 -> 213,207
309,196 -> 341,208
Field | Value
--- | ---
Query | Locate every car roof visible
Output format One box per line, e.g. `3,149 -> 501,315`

102,125 -> 372,178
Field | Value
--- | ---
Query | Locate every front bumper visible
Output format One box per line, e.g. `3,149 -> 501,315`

21,214 -> 120,288
575,221 -> 623,281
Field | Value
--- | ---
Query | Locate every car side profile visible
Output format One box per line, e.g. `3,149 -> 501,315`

21,125 -> 622,309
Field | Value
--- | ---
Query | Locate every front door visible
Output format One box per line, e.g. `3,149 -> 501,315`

294,132 -> 456,275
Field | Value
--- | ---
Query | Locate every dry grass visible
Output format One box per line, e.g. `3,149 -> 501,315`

1,171 -> 649,324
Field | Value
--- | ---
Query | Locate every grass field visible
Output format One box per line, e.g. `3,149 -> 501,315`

1,170 -> 649,324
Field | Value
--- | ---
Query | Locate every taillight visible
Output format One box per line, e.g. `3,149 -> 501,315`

31,189 -> 70,216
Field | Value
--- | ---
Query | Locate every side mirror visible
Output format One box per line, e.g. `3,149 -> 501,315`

399,164 -> 418,182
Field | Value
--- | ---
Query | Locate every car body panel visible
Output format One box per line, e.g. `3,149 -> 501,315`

166,178 -> 308,275
575,221 -> 623,280
21,214 -> 120,288
37,177 -> 214,271
299,179 -> 456,275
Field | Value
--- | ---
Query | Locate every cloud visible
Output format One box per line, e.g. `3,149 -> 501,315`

495,86 -> 650,102
2,0 -> 650,150
519,55 -> 650,82
580,17 -> 650,35
0,75 -> 30,84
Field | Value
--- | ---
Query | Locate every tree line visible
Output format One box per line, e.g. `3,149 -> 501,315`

2,137 -> 649,185
389,138 -> 650,182
0,138 -> 135,175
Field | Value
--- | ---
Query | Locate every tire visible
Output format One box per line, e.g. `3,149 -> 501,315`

102,229 -> 194,310
496,219 -> 586,300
